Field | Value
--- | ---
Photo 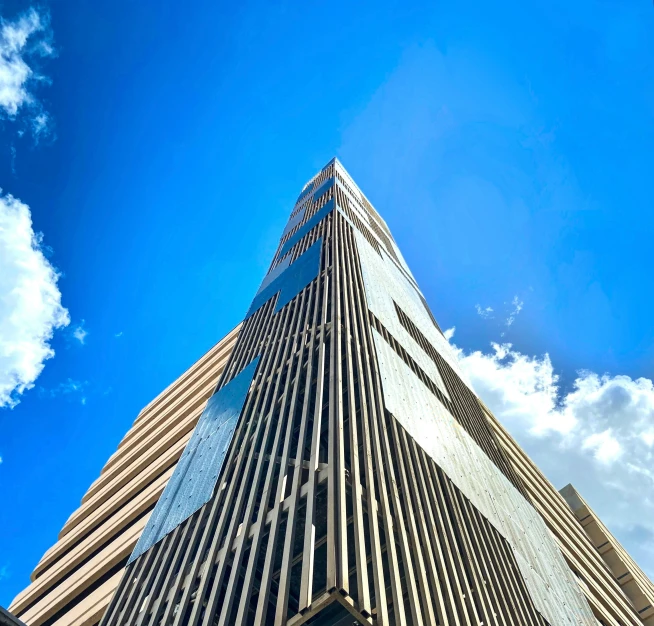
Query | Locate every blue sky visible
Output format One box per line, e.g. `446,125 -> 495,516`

1,0 -> 653,606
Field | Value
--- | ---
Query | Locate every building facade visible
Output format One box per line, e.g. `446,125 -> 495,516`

560,484 -> 654,625
9,330 -> 240,626
10,159 -> 652,626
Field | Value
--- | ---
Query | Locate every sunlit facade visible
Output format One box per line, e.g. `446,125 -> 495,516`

11,159 -> 652,626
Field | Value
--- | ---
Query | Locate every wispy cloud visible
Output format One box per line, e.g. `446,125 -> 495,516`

0,563 -> 9,581
40,378 -> 88,405
505,295 -> 523,328
475,304 -> 494,319
499,295 -> 524,337
0,7 -> 55,138
474,296 -> 524,336
445,329 -> 654,577
114,331 -> 123,338
55,378 -> 85,393
0,192 -> 70,408
72,320 -> 88,345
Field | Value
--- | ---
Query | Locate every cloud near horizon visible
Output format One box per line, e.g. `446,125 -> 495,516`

0,192 -> 69,408
447,328 -> 654,578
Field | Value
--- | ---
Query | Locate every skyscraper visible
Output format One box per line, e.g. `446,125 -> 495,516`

98,157 -> 593,626
10,159 -> 652,626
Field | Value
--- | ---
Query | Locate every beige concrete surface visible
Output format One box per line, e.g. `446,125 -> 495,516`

561,483 -> 654,625
10,328 -> 239,626
11,321 -> 652,626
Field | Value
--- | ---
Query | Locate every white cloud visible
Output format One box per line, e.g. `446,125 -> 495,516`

446,328 -> 654,577
453,339 -> 574,436
642,430 -> 654,447
505,295 -> 523,328
443,326 -> 455,341
72,320 -> 87,344
0,7 -> 54,136
114,331 -> 123,338
582,429 -> 622,464
0,191 -> 69,408
475,304 -> 494,319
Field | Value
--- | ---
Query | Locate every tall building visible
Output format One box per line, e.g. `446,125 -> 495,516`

10,158 -> 652,626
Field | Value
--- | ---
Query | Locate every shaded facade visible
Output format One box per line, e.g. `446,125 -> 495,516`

0,606 -> 26,626
10,159 -> 652,626
560,484 -> 654,625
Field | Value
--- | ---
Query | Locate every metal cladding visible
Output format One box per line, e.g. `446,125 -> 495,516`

128,356 -> 260,564
280,206 -> 306,239
370,330 -> 593,625
245,237 -> 323,319
353,227 -> 594,624
353,230 -> 453,398
295,179 -> 315,204
101,158 -> 597,626
309,176 -> 334,207
255,254 -> 291,295
277,196 -> 334,259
